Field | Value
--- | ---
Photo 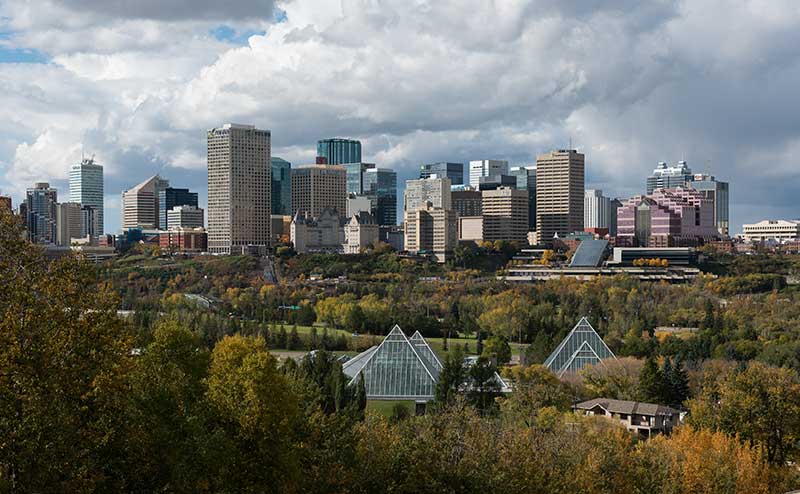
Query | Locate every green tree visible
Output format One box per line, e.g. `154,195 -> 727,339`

435,345 -> 466,405
0,211 -> 133,491
638,356 -> 663,402
482,335 -> 512,365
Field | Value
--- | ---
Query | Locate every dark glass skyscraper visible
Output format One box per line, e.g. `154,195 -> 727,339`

271,157 -> 292,215
363,168 -> 397,226
317,138 -> 361,165
345,162 -> 373,194
510,166 -> 537,229
420,162 -> 464,185
159,187 -> 198,230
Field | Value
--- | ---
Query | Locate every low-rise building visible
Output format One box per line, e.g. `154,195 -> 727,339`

291,209 -> 344,254
159,227 -> 208,253
742,219 -> 800,242
575,398 -> 680,438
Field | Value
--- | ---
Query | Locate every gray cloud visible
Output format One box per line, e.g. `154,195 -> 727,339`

54,0 -> 277,21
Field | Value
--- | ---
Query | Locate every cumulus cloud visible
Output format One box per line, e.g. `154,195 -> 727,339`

1,0 -> 799,232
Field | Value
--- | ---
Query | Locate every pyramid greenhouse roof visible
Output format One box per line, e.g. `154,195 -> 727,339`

342,325 -> 440,401
543,317 -> 616,377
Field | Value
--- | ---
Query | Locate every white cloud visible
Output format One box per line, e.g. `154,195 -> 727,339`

1,0 -> 800,233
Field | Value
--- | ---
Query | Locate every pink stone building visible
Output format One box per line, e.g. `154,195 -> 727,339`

616,187 -> 719,247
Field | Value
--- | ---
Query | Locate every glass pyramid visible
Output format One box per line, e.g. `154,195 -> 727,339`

342,325 -> 440,401
543,317 -> 616,377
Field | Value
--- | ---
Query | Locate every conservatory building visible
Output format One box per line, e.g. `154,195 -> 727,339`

544,317 -> 616,376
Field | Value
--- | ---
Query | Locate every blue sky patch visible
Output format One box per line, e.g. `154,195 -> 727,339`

210,25 -> 266,45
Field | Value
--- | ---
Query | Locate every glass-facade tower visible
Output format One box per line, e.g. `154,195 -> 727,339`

420,162 -> 464,185
271,157 -> 292,215
159,187 -> 199,230
69,158 -> 104,236
317,138 -> 361,165
510,166 -> 537,230
363,168 -> 397,226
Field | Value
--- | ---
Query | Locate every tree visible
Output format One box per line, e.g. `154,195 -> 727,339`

482,335 -> 512,365
502,365 -> 572,424
638,356 -> 663,402
0,211 -> 133,491
466,356 -> 501,414
435,345 -> 466,405
288,326 -> 302,350
664,357 -> 690,408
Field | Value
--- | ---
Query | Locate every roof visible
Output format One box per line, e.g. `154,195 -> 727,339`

341,325 -> 440,400
576,398 -> 679,417
570,239 -> 610,267
543,317 -> 616,376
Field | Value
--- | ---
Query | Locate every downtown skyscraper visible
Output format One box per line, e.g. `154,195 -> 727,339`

536,149 -> 585,244
317,138 -> 361,165
207,124 -> 271,254
68,157 -> 104,236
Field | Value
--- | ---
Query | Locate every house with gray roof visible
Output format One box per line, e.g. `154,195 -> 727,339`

575,398 -> 680,438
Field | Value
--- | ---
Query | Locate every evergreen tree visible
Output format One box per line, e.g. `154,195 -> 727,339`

476,330 -> 484,356
350,374 -> 367,420
661,357 -> 675,404
276,325 -> 288,349
668,358 -> 690,408
435,345 -> 466,405
288,327 -> 301,350
639,356 -> 663,403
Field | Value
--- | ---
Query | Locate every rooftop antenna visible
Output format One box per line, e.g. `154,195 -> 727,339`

569,136 -> 573,151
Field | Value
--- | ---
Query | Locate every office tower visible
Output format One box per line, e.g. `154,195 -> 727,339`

291,164 -> 347,218
452,187 -> 482,217
159,187 -> 199,230
271,157 -> 292,215
608,198 -> 622,236
478,174 -> 516,191
69,158 -> 104,236
535,150 -> 585,244
344,162 -> 373,194
404,204 -> 457,263
646,161 -> 693,194
617,188 -> 718,247
468,159 -> 508,188
481,187 -> 529,244
687,174 -> 729,236
316,138 -> 361,165
0,196 -> 11,212
404,177 -> 452,212
207,123 -> 271,255
420,162 -> 464,185
584,189 -> 613,231
25,182 -> 58,244
167,205 -> 204,229
122,175 -> 168,230
56,202 -> 84,246
81,205 -> 97,239
363,167 -> 397,226
510,165 -> 537,229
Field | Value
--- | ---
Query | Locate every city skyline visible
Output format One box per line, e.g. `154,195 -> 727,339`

1,2 -> 798,233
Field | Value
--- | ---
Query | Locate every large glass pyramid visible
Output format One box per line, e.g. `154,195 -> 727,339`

342,325 -> 440,401
543,317 -> 616,377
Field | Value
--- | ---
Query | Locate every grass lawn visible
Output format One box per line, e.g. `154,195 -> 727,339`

366,400 -> 415,418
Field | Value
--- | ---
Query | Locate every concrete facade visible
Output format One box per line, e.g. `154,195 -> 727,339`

536,150 -> 585,245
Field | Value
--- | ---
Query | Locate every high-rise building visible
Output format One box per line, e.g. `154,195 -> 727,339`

468,159 -> 508,188
536,150 -> 585,244
159,187 -> 198,230
584,189 -> 613,231
207,123 -> 271,255
271,157 -> 292,216
122,175 -> 169,230
316,138 -> 361,165
478,174 -> 516,191
167,205 -> 204,230
344,162 -> 374,195
510,166 -> 537,230
363,167 -> 397,226
646,161 -> 693,194
404,177 -> 452,212
687,174 -> 729,236
404,204 -> 457,263
56,202 -> 84,246
452,187 -> 482,217
420,162 -> 464,185
291,164 -> 347,218
347,194 -> 372,217
608,198 -> 623,236
69,158 -> 104,236
617,188 -> 719,247
481,187 -> 529,244
25,182 -> 58,244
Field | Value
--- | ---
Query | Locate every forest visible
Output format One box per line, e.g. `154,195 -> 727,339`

3,211 -> 800,492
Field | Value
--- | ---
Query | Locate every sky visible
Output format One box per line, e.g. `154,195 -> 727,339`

1,0 -> 799,234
